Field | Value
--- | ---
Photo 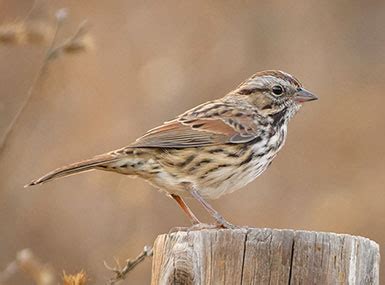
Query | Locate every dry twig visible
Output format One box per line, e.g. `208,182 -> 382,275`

0,7 -> 92,155
105,246 -> 153,285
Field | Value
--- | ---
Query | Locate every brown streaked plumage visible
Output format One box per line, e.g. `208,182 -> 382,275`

26,70 -> 317,228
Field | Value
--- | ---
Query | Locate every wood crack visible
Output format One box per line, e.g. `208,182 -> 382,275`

287,236 -> 295,285
239,229 -> 249,285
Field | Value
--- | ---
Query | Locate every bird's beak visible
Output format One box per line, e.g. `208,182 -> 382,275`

294,88 -> 318,103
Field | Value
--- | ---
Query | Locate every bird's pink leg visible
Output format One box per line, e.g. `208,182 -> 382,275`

170,194 -> 201,225
187,187 -> 236,229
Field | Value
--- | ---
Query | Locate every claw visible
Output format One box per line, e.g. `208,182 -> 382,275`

188,223 -> 218,231
217,221 -> 238,229
168,226 -> 190,234
169,223 -> 230,234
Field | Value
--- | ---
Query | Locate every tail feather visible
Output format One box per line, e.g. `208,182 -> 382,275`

25,154 -> 121,187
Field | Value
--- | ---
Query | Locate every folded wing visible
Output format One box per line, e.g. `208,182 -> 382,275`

130,105 -> 262,148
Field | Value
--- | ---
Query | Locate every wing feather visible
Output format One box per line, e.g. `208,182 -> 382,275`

129,101 -> 264,148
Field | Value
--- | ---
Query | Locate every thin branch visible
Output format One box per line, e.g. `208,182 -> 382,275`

0,9 -> 91,156
105,246 -> 153,285
23,0 -> 40,22
0,9 -> 64,156
47,19 -> 89,59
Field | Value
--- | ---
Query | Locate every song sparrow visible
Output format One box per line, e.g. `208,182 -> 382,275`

26,70 -> 317,228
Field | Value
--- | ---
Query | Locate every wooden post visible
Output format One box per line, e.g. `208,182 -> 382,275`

151,228 -> 380,285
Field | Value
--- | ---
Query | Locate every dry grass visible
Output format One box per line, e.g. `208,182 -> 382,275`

62,271 -> 88,285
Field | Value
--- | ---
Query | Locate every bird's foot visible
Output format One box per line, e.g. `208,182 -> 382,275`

212,213 -> 238,229
168,221 -> 238,234
168,226 -> 190,234
216,220 -> 238,229
188,223 -> 219,231
168,223 -> 217,234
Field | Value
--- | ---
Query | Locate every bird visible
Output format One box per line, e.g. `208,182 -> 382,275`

26,70 -> 317,228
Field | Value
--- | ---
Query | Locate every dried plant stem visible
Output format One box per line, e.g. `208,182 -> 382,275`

23,0 -> 38,21
0,9 -> 92,156
0,13 -> 63,155
47,20 -> 89,59
62,270 -> 88,285
105,246 -> 153,285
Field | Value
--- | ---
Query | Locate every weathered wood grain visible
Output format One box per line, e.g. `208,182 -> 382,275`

151,228 -> 379,285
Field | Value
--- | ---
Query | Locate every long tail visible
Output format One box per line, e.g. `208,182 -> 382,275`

25,154 -> 122,187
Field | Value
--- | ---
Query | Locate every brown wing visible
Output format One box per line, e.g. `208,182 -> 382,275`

129,110 -> 262,148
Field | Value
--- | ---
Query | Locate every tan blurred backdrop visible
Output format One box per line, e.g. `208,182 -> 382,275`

1,0 -> 385,284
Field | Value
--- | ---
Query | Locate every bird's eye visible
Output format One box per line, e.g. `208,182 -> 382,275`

272,85 -> 284,96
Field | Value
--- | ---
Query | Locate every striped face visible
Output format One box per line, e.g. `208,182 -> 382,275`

233,70 -> 317,118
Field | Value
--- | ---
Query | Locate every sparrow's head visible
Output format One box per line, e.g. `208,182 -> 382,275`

232,70 -> 317,117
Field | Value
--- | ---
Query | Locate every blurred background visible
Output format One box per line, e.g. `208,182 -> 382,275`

1,0 -> 384,284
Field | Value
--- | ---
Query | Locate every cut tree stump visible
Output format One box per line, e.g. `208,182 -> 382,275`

151,228 -> 379,285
